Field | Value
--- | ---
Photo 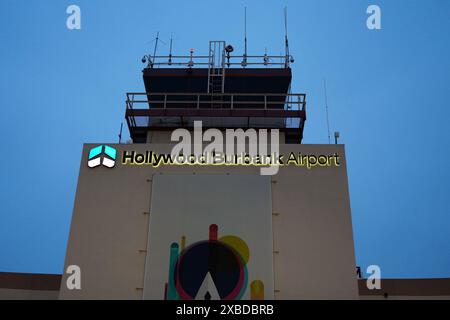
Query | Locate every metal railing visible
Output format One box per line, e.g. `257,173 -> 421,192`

125,92 -> 306,131
144,54 -> 294,69
126,92 -> 306,111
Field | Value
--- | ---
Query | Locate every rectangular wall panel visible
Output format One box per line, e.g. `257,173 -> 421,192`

143,174 -> 274,300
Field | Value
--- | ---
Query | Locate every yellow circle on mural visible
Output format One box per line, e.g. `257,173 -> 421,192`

219,235 -> 250,265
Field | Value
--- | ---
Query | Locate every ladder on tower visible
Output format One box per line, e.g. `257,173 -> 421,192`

207,41 -> 226,107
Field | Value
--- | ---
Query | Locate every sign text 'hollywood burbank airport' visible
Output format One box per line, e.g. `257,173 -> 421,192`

121,150 -> 341,169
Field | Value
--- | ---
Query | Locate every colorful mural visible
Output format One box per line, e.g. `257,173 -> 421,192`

164,224 -> 264,300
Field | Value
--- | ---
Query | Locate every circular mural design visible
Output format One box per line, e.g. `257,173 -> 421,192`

164,224 -> 265,300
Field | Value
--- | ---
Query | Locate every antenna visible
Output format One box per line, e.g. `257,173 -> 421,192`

118,122 -> 123,144
324,79 -> 331,144
152,31 -> 160,64
242,7 -> 248,67
244,7 -> 248,57
284,7 -> 290,67
141,32 -> 165,67
168,33 -> 173,65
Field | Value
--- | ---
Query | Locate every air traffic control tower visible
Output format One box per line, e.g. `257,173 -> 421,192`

60,40 -> 359,300
127,41 -> 305,144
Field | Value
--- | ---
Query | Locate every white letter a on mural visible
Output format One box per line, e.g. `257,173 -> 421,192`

195,272 -> 221,300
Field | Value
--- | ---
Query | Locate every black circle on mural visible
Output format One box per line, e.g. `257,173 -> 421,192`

174,240 -> 244,299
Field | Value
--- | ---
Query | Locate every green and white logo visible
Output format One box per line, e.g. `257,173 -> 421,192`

88,145 -> 116,168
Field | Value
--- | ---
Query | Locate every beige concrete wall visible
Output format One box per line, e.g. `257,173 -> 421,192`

272,146 -> 357,299
59,143 -> 358,299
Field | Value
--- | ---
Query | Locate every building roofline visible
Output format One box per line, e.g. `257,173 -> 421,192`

0,272 -> 61,291
1,272 -> 450,296
358,278 -> 450,297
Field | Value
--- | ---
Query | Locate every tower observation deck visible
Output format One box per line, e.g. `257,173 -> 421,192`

125,40 -> 306,143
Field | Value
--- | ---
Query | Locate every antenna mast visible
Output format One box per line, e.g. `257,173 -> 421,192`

284,7 -> 290,67
242,7 -> 248,67
142,33 -> 165,67
152,31 -> 160,64
324,79 -> 331,144
168,33 -> 173,65
118,122 -> 123,144
244,7 -> 248,56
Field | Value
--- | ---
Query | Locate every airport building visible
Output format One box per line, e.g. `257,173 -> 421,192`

1,41 -> 449,300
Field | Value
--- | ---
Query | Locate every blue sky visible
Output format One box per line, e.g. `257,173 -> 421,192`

0,0 -> 449,278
